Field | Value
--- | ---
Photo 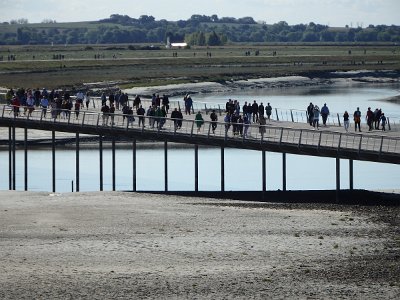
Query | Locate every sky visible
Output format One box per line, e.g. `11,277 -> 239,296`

0,0 -> 399,27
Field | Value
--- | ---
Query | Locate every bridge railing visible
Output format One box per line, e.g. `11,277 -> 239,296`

1,104 -> 399,158
2,92 -> 400,131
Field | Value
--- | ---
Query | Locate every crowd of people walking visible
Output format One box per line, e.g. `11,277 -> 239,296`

307,102 -> 388,132
3,87 -> 391,135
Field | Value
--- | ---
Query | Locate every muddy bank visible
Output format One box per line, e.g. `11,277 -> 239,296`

121,70 -> 400,98
380,94 -> 400,104
0,191 -> 399,299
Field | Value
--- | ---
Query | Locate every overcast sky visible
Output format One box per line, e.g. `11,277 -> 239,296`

1,0 -> 399,27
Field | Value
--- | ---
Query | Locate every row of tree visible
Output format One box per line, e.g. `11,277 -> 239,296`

0,14 -> 399,45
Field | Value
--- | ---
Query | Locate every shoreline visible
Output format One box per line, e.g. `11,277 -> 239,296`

0,190 -> 399,298
120,70 -> 400,98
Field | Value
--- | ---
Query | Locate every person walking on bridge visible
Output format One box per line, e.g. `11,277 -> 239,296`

251,100 -> 259,123
265,102 -> 272,121
307,102 -> 314,126
101,103 -> 110,126
343,111 -> 350,132
366,107 -> 374,131
313,105 -> 320,130
321,103 -> 329,126
195,111 -> 204,133
353,107 -> 362,132
210,109 -> 218,134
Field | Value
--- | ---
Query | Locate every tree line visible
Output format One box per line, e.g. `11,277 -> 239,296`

0,14 -> 399,45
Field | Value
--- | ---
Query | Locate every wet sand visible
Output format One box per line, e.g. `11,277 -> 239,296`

0,191 -> 399,299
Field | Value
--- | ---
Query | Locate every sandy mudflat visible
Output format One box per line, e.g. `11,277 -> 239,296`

0,191 -> 399,299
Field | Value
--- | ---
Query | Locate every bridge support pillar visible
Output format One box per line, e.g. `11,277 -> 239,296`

164,141 -> 168,192
76,133 -> 80,192
133,139 -> 136,192
336,157 -> 341,201
112,138 -> 116,191
12,125 -> 16,190
99,135 -> 103,191
8,127 -> 12,190
282,152 -> 287,192
24,128 -> 28,191
52,131 -> 56,193
195,144 -> 199,192
262,150 -> 266,200
221,147 -> 225,192
349,159 -> 354,190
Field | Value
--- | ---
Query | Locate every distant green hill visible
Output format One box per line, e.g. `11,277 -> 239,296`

1,14 -> 399,45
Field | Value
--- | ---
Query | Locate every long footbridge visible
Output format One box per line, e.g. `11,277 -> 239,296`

1,104 -> 399,194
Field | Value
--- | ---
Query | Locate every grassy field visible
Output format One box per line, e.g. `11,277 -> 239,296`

0,44 -> 399,90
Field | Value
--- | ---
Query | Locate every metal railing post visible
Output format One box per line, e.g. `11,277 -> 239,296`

337,133 -> 342,152
82,111 -> 86,126
279,128 -> 284,146
190,120 -> 195,137
275,108 -> 279,121
298,130 -> 302,149
317,131 -> 322,150
290,110 -> 294,122
379,136 -> 384,156
337,113 -> 341,127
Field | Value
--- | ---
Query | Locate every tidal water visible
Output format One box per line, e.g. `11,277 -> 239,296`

1,83 -> 399,193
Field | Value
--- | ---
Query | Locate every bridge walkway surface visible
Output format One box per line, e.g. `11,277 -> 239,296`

1,104 -> 399,165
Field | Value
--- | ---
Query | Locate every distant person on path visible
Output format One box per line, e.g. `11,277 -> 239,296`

321,103 -> 330,126
313,105 -> 320,130
343,111 -> 350,132
210,109 -> 218,133
265,102 -> 272,121
307,102 -> 314,126
353,107 -> 362,132
195,111 -> 204,132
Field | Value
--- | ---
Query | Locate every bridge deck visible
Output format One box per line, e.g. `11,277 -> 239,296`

0,105 -> 399,164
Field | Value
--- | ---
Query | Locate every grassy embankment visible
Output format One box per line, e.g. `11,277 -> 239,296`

0,44 -> 399,90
